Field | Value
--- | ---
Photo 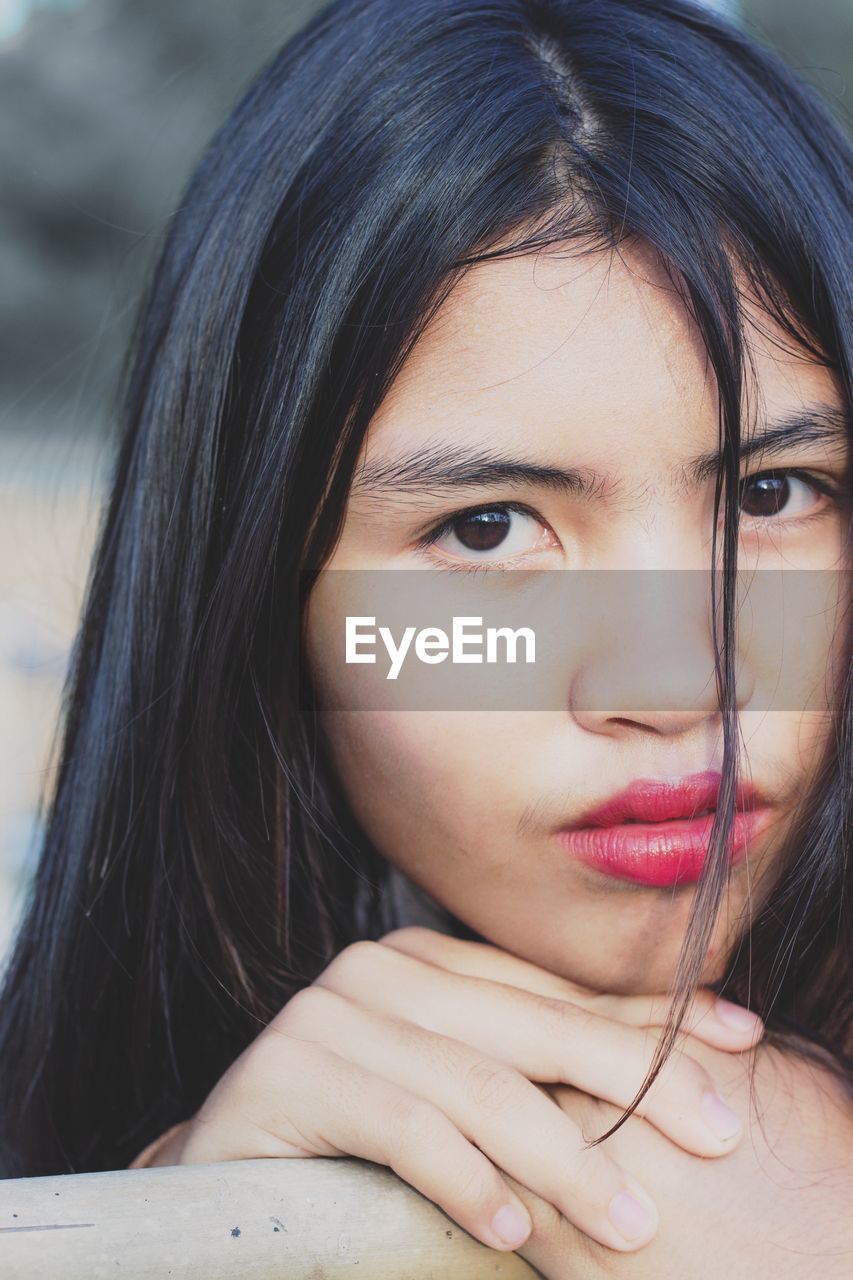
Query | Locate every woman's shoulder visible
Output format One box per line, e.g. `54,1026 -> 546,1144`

545,1037 -> 852,1279
689,1032 -> 853,1178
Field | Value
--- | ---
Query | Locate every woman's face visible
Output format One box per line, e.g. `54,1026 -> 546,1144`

305,238 -> 849,994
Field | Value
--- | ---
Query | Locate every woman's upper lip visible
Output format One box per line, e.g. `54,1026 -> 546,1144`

565,769 -> 765,829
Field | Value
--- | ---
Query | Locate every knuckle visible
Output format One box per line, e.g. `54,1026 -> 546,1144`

658,1050 -> 714,1102
545,997 -> 603,1055
463,1058 -> 522,1113
378,926 -> 437,952
553,1110 -> 618,1191
323,939 -> 385,986
678,1053 -> 715,1097
275,983 -> 338,1034
563,1132 -> 605,1186
539,991 -> 588,1032
452,1160 -> 493,1211
385,1093 -> 438,1157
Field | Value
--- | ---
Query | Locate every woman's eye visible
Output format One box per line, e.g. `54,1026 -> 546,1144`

739,471 -> 829,522
423,505 -> 552,563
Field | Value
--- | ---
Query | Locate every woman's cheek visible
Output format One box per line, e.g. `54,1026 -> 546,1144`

320,709 -> 481,860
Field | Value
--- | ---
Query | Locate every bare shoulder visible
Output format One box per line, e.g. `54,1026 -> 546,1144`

542,1038 -> 853,1279
699,1032 -> 853,1171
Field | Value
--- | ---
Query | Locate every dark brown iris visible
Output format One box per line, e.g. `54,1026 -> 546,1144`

740,474 -> 789,518
452,509 -> 511,551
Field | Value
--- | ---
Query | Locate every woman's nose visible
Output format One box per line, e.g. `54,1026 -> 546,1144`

566,568 -> 755,737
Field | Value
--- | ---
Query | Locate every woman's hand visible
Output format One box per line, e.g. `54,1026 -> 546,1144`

133,926 -> 762,1257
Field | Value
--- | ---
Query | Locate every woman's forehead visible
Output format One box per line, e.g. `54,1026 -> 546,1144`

363,239 -> 842,474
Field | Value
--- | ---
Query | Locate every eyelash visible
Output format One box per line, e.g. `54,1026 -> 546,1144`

738,468 -> 844,524
416,500 -> 541,571
414,469 -> 845,569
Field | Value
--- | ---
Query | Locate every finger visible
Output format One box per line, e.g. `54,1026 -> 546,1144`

319,942 -> 744,1157
498,1167 -> 587,1280
244,1023 -> 537,1255
380,927 -> 597,1003
379,928 -> 763,1051
593,987 -> 764,1051
279,984 -> 659,1253
320,1058 -> 538,1254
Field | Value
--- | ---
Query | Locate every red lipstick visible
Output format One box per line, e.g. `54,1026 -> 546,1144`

556,770 -> 773,887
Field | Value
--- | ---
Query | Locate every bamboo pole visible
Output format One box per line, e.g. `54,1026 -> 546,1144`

0,1156 -> 539,1278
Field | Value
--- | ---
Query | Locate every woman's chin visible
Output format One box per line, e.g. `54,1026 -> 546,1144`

508,925 -> 732,998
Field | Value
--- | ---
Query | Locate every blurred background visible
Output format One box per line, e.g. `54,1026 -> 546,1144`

1,0 -> 851,968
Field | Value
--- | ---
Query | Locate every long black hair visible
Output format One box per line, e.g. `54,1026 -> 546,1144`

1,0 -> 850,1177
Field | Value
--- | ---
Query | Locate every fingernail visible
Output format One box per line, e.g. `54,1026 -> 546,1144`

701,1090 -> 742,1141
490,1204 -> 532,1248
714,998 -> 762,1033
607,1179 -> 658,1243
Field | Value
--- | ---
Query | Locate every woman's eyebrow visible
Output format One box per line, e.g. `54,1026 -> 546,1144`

689,404 -> 850,483
354,404 -> 849,499
354,444 -> 602,498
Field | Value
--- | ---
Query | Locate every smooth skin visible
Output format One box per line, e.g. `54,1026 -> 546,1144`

132,238 -> 852,1270
305,237 -> 848,997
518,1045 -> 853,1280
132,926 -> 764,1253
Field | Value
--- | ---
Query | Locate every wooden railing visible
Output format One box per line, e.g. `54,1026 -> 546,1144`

0,1157 -> 538,1278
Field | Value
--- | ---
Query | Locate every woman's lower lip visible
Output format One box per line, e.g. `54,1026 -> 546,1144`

556,808 -> 773,887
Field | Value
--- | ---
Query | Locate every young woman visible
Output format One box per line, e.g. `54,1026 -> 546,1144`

0,0 -> 850,1275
